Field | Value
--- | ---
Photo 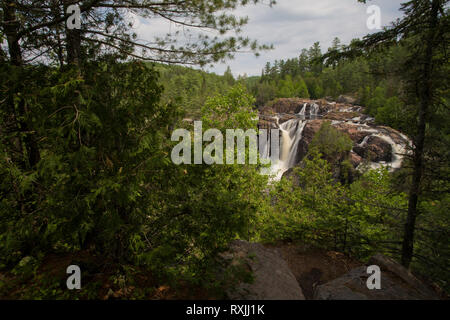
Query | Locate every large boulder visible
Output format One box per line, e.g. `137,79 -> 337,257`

368,254 -> 438,298
314,254 -> 440,300
353,136 -> 393,162
222,240 -> 305,300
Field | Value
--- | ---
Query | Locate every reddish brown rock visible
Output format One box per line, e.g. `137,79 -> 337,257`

367,136 -> 393,162
349,152 -> 363,168
377,126 -> 408,145
324,112 -> 359,121
260,98 -> 337,117
295,120 -> 324,163
353,136 -> 392,162
258,119 -> 275,130
278,114 -> 297,124
260,98 -> 310,115
331,123 -> 369,143
258,114 -> 277,130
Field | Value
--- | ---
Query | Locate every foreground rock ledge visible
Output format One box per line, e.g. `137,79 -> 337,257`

222,240 -> 305,300
314,254 -> 440,300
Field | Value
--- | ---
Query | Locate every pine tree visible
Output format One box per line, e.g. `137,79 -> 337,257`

331,0 -> 450,268
295,77 -> 310,98
224,66 -> 235,86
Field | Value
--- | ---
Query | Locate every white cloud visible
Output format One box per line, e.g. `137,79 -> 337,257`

135,0 -> 404,76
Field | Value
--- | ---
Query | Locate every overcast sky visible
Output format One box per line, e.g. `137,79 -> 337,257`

135,0 -> 405,77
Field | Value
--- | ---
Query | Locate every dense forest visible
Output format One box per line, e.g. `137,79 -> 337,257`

157,38 -> 414,134
0,0 -> 448,300
156,64 -> 235,119
246,39 -> 409,125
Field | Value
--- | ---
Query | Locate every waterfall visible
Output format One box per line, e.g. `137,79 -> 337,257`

288,120 -> 307,167
360,133 -> 408,171
310,103 -> 319,120
298,103 -> 307,116
297,102 -> 319,119
260,134 -> 270,159
358,135 -> 371,147
280,127 -> 292,162
273,115 -> 280,126
260,100 -> 411,181
267,118 -> 306,180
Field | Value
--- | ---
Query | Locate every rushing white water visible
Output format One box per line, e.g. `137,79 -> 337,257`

260,102 -> 410,181
358,135 -> 371,147
298,103 -> 307,116
280,127 -> 291,162
262,118 -> 306,180
260,134 -> 270,159
356,132 -> 409,172
310,103 -> 319,117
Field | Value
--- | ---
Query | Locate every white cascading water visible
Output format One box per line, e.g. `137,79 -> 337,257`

280,127 -> 291,162
298,103 -> 307,116
260,101 -> 410,181
260,134 -> 270,159
357,135 -> 371,147
310,103 -> 319,118
356,132 -> 409,171
266,118 -> 307,180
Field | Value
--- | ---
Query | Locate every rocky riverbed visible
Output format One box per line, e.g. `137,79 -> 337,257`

258,98 -> 411,180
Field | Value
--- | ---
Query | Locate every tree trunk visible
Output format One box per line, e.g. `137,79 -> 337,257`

66,28 -> 81,65
401,0 -> 440,268
2,1 -> 41,168
64,0 -> 81,65
3,1 -> 23,66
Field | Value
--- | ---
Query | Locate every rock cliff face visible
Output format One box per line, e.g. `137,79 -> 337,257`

258,98 -> 410,180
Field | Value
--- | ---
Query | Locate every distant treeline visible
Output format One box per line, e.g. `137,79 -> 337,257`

245,39 -> 412,132
154,63 -> 235,119
158,38 -> 412,134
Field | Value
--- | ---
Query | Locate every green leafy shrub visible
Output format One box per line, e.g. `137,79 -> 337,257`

0,70 -> 266,292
